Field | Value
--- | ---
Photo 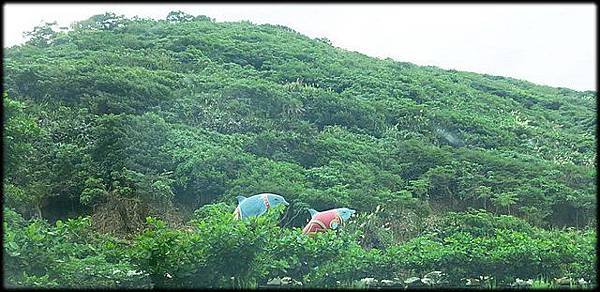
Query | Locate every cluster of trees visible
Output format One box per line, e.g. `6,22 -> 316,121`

3,11 -> 596,287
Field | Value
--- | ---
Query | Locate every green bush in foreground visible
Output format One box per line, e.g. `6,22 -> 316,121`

3,207 -> 596,288
3,208 -> 151,288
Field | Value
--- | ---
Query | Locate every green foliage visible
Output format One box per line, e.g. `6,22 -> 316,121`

3,205 -> 596,288
23,22 -> 60,47
385,210 -> 597,285
79,177 -> 106,206
2,11 -> 596,289
130,204 -> 294,288
3,208 -> 151,288
4,11 -> 595,227
436,209 -> 535,237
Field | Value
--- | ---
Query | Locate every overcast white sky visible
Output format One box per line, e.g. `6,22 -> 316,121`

3,4 -> 596,91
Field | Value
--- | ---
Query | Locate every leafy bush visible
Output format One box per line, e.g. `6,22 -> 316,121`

3,206 -> 596,288
3,208 -> 151,288
435,209 -> 535,237
384,210 -> 596,286
130,204 -> 288,288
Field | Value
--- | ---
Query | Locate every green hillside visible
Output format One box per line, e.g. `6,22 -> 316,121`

3,12 -> 596,288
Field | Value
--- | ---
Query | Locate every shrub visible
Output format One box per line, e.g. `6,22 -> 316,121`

3,208 -> 151,288
4,207 -> 595,288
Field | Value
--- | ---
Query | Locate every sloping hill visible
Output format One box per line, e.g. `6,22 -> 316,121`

3,12 -> 596,233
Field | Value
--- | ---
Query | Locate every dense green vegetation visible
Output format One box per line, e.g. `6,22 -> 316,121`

4,207 -> 596,288
3,11 -> 596,288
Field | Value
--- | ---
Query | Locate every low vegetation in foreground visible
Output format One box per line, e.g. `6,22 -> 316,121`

4,206 -> 596,288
